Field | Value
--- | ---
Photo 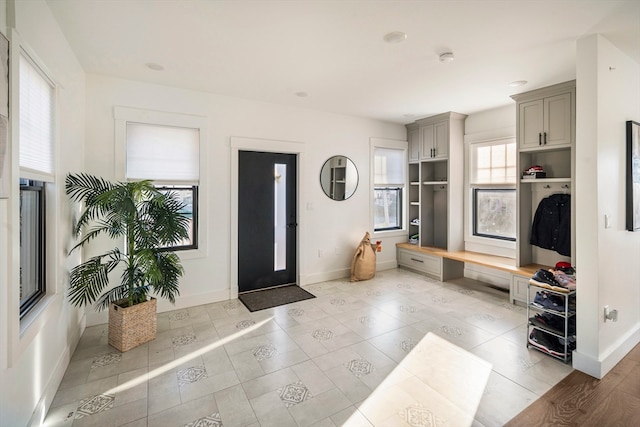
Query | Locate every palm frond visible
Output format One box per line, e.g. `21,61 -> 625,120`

68,249 -> 123,308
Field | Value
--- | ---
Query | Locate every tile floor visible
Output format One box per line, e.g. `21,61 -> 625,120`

43,268 -> 573,427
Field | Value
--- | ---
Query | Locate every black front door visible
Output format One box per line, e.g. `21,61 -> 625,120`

238,151 -> 297,293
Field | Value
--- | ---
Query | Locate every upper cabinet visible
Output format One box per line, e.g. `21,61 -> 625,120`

420,120 -> 449,160
515,84 -> 574,151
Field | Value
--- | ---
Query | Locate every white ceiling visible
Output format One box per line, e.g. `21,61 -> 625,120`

45,0 -> 639,124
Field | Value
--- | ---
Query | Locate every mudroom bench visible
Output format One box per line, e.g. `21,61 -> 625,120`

396,242 -> 546,304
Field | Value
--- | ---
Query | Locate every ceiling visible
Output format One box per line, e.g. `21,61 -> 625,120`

45,0 -> 639,124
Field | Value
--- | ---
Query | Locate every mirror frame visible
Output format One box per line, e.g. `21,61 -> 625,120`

319,155 -> 359,201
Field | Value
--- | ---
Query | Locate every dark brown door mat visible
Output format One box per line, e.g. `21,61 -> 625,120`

238,284 -> 315,312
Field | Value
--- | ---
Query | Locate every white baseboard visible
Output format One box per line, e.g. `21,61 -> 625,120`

156,289 -> 230,313
300,268 -> 350,286
572,323 -> 640,379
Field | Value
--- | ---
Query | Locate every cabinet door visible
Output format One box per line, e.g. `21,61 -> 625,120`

519,99 -> 544,150
420,123 -> 434,160
433,121 -> 448,159
544,92 -> 572,147
408,126 -> 420,163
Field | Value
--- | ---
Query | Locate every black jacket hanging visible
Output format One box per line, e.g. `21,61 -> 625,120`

530,193 -> 571,256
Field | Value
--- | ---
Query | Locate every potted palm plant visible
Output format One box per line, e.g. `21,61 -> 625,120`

66,173 -> 190,351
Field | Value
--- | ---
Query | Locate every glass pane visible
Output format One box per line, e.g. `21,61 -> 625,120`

374,187 -> 401,230
274,164 -> 287,271
157,186 -> 196,248
474,189 -> 516,240
20,187 -> 41,306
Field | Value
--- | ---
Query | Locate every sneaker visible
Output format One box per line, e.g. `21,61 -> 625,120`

532,291 -> 566,312
529,329 -> 568,357
529,313 -> 575,335
529,269 -> 570,293
551,270 -> 576,291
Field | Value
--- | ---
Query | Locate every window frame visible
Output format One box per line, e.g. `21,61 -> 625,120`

472,187 -> 516,241
19,179 -> 46,318
156,184 -> 199,251
373,186 -> 403,231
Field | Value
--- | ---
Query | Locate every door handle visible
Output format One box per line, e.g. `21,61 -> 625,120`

543,132 -> 547,145
286,223 -> 298,228
538,132 -> 542,145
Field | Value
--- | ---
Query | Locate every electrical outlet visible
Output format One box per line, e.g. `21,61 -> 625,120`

318,249 -> 324,258
604,305 -> 618,322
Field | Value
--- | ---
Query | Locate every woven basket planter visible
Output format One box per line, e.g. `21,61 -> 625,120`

108,297 -> 157,352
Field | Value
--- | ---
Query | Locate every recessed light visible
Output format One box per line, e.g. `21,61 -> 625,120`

438,52 -> 454,63
146,62 -> 164,71
383,31 -> 407,44
509,80 -> 528,87
295,91 -> 308,98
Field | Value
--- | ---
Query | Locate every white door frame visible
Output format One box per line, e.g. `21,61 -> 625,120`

229,137 -> 305,299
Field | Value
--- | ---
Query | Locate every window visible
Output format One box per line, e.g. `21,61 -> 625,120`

19,51 -> 55,317
19,179 -> 45,317
125,122 -> 200,250
473,189 -> 516,240
470,139 -> 516,241
372,144 -> 406,232
156,185 -> 198,250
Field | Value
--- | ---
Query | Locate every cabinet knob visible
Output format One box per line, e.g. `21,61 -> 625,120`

543,132 -> 547,145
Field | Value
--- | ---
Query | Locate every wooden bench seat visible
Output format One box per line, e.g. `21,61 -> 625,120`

396,242 -> 549,303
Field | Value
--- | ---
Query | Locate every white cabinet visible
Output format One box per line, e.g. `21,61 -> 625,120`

512,81 -> 575,268
397,248 -> 442,279
420,120 -> 448,160
518,90 -> 572,151
404,112 -> 466,251
510,274 -> 529,304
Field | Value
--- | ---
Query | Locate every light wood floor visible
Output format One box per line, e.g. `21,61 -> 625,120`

505,343 -> 640,426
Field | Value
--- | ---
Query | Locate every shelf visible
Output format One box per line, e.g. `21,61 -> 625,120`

410,181 -> 420,186
410,201 -> 420,206
520,177 -> 571,184
422,181 -> 448,185
529,304 -> 576,318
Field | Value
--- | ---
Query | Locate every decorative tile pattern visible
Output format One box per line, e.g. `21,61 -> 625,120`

173,333 -> 197,347
252,345 -> 277,361
359,315 -> 376,325
400,404 -> 438,427
431,296 -> 450,304
288,308 -> 305,317
223,301 -> 240,310
501,302 -> 524,312
278,381 -> 312,407
75,394 -> 115,419
397,283 -> 412,289
330,298 -> 346,306
441,325 -> 463,337
169,311 -> 190,321
473,313 -> 496,322
456,288 -> 475,295
366,290 -> 382,296
177,365 -> 208,386
400,305 -> 417,313
401,339 -> 417,352
312,328 -> 334,341
91,352 -> 121,368
344,358 -> 373,377
184,412 -> 223,427
519,358 -> 535,370
236,319 -> 256,330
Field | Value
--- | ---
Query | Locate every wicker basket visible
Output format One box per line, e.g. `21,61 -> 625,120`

108,297 -> 157,352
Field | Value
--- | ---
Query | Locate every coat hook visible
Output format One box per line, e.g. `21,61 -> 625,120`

562,184 -> 570,189
544,184 -> 551,189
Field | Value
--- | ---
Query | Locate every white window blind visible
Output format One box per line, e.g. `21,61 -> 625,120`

373,147 -> 405,185
126,122 -> 199,182
19,53 -> 54,178
470,139 -> 516,184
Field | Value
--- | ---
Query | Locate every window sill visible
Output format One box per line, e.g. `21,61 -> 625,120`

373,229 -> 407,239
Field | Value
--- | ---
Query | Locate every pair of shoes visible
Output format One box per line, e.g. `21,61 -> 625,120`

529,313 -> 575,335
532,291 -> 566,312
529,269 -> 570,293
410,218 -> 420,225
529,329 -> 569,357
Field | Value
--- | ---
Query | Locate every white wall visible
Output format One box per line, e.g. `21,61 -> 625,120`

83,73 -> 406,326
574,33 -> 640,378
0,1 -> 86,425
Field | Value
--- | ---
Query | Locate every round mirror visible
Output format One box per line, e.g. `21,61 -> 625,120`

320,155 -> 358,200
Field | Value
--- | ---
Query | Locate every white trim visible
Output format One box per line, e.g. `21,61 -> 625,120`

572,324 -> 640,379
229,136 -> 306,299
